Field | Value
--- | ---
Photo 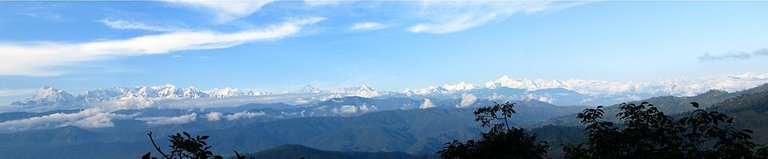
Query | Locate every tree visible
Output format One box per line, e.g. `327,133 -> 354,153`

437,102 -> 549,159
564,102 -> 768,159
142,132 -> 249,159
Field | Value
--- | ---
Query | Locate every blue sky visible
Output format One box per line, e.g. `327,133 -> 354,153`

0,1 -> 766,103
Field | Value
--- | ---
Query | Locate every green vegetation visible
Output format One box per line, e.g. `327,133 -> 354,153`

564,102 -> 767,158
143,132 -> 246,159
437,102 -> 549,159
441,102 -> 768,159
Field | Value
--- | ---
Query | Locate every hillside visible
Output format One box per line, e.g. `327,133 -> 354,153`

244,144 -> 432,159
707,89 -> 768,144
0,100 -> 583,159
543,84 -> 768,126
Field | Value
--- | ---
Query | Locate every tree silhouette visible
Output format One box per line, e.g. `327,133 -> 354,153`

142,132 -> 249,159
437,102 -> 549,159
564,102 -> 768,159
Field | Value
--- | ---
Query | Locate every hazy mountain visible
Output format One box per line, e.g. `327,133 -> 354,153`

0,100 -> 584,158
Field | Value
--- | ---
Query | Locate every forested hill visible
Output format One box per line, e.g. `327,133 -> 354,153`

542,83 -> 768,126
707,88 -> 768,144
243,144 -> 432,159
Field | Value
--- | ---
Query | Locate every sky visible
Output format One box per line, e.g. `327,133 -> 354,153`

0,1 -> 766,103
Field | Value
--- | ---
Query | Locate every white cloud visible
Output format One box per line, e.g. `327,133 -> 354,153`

99,19 -> 180,32
0,17 -> 324,76
163,0 -> 277,22
420,98 -> 435,109
224,111 -> 265,121
358,104 -> 376,112
458,93 -> 477,108
408,1 -> 572,34
72,113 -> 118,128
136,113 -> 197,125
351,22 -> 387,31
205,112 -> 222,121
0,108 -> 132,132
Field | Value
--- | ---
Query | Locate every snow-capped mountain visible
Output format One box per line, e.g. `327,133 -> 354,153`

10,86 -> 83,109
476,74 -> 768,97
401,73 -> 768,105
8,85 -> 275,109
333,84 -> 384,98
8,72 -> 768,110
7,84 -> 388,110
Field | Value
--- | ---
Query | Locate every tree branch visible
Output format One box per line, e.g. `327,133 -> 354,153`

147,132 -> 170,159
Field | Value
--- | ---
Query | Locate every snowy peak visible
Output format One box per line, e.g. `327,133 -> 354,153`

11,86 -> 81,107
336,85 -> 384,98
31,86 -> 72,100
204,87 -> 241,98
442,82 -> 476,91
182,87 -> 208,98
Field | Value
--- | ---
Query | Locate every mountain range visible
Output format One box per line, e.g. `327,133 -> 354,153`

1,75 -> 767,158
8,73 -> 768,112
0,82 -> 766,158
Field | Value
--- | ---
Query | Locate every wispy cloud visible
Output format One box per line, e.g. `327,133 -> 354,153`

350,22 -> 388,31
0,17 -> 324,76
699,48 -> 768,61
0,88 -> 36,97
303,0 -> 345,6
99,19 -> 180,32
408,1 -> 582,34
162,0 -> 276,22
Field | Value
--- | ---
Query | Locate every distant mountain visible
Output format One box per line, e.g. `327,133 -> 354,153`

9,73 -> 767,110
402,74 -> 768,106
0,101 -> 585,158
10,86 -> 84,111
244,144 -> 430,159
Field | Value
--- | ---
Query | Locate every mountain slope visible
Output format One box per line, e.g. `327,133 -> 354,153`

543,84 -> 768,126
245,144 -> 429,159
707,89 -> 768,144
0,100 -> 584,158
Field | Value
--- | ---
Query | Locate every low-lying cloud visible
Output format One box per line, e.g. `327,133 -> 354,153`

0,108 -> 133,133
224,111 -> 265,121
420,98 -> 435,109
458,93 -> 477,108
136,113 -> 197,125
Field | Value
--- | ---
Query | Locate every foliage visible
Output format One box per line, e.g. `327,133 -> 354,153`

437,102 -> 549,159
564,102 -> 768,159
143,132 -> 248,159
